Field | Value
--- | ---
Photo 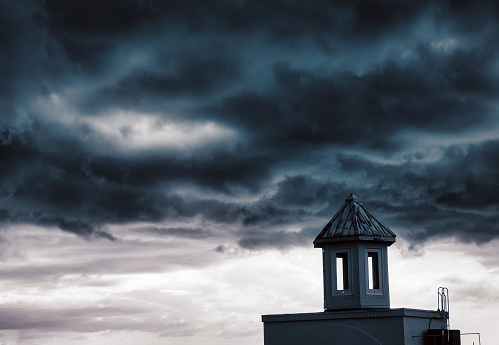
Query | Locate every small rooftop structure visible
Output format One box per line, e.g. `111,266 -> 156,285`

313,193 -> 395,311
314,193 -> 396,246
261,193 -> 460,345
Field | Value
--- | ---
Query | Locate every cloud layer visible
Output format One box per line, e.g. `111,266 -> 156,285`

2,1 -> 499,344
2,0 -> 499,246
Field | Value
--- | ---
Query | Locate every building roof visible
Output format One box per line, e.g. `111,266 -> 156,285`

313,193 -> 396,247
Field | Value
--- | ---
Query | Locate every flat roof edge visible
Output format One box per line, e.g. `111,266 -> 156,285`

261,308 -> 446,323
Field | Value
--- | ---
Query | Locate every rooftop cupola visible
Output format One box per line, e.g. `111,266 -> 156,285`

314,193 -> 396,311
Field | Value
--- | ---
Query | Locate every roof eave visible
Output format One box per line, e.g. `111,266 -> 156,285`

313,235 -> 396,248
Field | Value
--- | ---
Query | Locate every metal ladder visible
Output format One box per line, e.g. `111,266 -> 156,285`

438,287 -> 450,331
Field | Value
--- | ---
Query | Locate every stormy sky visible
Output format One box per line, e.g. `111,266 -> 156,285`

1,1 -> 498,344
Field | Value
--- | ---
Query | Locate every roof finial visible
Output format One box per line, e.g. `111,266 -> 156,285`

345,193 -> 358,203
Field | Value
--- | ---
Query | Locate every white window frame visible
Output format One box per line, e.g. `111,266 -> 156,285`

332,249 -> 352,296
365,248 -> 383,295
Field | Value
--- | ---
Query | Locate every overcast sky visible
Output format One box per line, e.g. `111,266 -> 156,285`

1,1 -> 498,344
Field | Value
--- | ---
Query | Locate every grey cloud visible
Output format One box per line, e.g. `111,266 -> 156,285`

409,214 -> 499,244
207,49 -> 494,154
135,226 -> 214,239
0,303 -> 151,332
0,239 -> 224,286
0,1 -> 69,125
2,0 -> 499,247
44,0 -> 159,35
234,139 -> 499,248
42,0 -> 429,43
6,1 -> 499,342
431,141 -> 499,210
237,225 -> 319,250
4,120 -> 499,246
340,142 -> 499,244
438,0 -> 499,33
55,219 -> 115,241
86,55 -> 241,113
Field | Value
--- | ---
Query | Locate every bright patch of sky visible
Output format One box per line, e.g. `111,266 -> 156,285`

86,112 -> 238,152
1,224 -> 497,345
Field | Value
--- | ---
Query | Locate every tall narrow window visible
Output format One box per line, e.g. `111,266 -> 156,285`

368,252 -> 380,290
336,252 -> 349,290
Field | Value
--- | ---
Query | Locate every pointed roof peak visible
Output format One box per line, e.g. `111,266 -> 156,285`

314,194 -> 396,246
345,193 -> 359,203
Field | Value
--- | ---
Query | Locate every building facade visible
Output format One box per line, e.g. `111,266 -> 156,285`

262,194 -> 457,345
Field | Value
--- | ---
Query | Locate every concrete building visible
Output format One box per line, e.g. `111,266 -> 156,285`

262,194 -> 460,345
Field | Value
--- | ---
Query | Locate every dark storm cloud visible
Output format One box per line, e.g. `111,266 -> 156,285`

237,225 -> 318,250
43,0 -> 428,42
2,0 -> 499,247
0,125 -> 174,237
336,142 -> 499,244
234,138 -> 499,248
44,0 -> 158,34
94,57 -> 240,103
86,45 -> 498,152
135,226 -> 214,239
438,0 -> 499,32
0,0 -> 69,125
0,122 -> 283,240
216,56 -> 493,150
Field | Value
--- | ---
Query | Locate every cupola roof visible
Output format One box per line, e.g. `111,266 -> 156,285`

314,193 -> 396,247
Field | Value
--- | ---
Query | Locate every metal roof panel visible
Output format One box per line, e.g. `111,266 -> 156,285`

314,193 -> 396,245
